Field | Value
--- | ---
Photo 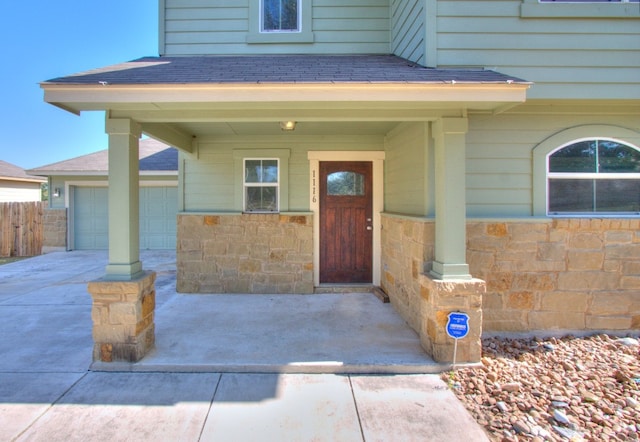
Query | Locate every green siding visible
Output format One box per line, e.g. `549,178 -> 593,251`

465,106 -> 640,217
391,0 -> 425,65
383,122 -> 431,216
162,0 -> 390,56
436,0 -> 640,99
182,136 -> 385,212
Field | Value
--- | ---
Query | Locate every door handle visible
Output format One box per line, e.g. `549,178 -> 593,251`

366,226 -> 372,230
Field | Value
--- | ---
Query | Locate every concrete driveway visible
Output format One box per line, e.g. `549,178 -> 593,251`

0,250 -> 488,441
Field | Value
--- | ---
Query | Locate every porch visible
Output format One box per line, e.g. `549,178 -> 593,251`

0,250 -> 443,373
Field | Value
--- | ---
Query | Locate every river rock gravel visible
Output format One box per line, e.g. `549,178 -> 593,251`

443,334 -> 640,441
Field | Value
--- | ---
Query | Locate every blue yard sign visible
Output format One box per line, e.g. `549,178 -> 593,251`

446,312 -> 470,340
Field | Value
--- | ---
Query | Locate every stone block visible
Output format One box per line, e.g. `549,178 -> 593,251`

586,315 -> 631,330
482,310 -> 529,332
528,311 -> 585,330
569,232 -> 602,249
605,231 -> 633,243
567,251 -> 604,271
537,243 -> 566,262
512,273 -> 556,291
540,292 -> 589,312
507,291 -> 534,310
589,293 -> 632,315
621,276 -> 640,290
557,272 -> 619,291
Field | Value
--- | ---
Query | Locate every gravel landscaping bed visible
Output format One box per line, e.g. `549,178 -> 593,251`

444,334 -> 640,441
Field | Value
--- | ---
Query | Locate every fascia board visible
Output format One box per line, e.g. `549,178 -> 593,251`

41,83 -> 530,113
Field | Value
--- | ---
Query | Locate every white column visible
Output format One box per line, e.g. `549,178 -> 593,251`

430,117 -> 472,280
104,117 -> 143,280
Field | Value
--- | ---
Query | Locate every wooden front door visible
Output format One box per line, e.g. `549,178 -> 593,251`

319,161 -> 373,283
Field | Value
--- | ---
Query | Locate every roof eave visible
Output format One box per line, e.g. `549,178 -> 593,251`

41,82 -> 531,114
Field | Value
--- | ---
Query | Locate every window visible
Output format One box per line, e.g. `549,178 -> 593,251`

547,139 -> 640,215
247,0 -> 313,44
262,0 -> 299,32
244,159 -> 279,212
327,172 -> 365,196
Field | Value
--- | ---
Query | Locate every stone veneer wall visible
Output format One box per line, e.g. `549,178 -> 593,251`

380,214 -> 484,363
43,208 -> 66,248
177,213 -> 313,294
381,215 -> 640,360
468,218 -> 640,333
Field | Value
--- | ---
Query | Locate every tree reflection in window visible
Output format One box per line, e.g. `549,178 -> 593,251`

327,171 -> 365,196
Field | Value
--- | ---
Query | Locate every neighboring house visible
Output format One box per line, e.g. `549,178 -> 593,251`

28,138 -> 178,250
0,160 -> 45,202
40,0 -> 639,364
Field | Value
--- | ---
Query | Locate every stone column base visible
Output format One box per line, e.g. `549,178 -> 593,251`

419,274 -> 485,364
87,271 -> 156,363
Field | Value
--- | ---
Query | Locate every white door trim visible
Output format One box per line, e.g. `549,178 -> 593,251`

307,151 -> 385,287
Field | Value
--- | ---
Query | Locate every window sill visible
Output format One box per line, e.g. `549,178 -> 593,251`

246,31 -> 315,44
521,3 -> 640,18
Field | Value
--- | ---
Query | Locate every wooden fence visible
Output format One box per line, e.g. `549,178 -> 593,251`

0,202 -> 44,257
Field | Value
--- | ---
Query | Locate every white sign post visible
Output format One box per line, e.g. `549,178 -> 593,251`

446,312 -> 470,369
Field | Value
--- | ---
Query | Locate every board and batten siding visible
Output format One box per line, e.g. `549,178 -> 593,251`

161,0 -> 390,56
181,135 -> 386,212
436,0 -> 640,99
390,0 -> 425,65
465,105 -> 640,217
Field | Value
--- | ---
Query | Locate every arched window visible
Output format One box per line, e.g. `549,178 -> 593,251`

547,139 -> 640,215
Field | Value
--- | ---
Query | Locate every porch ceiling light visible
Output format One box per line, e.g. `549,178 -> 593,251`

280,121 -> 296,131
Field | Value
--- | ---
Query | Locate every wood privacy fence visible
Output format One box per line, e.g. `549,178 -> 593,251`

0,202 -> 44,257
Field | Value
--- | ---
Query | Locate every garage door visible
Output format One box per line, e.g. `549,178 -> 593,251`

73,186 -> 177,250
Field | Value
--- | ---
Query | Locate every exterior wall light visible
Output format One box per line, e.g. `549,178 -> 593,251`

280,121 -> 296,131
53,187 -> 61,198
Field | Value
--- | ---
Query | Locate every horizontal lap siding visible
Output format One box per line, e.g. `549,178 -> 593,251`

384,123 -> 429,216
391,0 -> 425,65
436,0 -> 640,99
183,136 -> 385,212
465,107 -> 640,217
163,0 -> 390,55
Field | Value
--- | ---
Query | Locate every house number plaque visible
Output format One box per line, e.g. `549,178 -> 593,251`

311,169 -> 317,203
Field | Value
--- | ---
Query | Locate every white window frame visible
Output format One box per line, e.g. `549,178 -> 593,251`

243,158 -> 280,213
260,0 -> 301,33
233,149 -> 290,213
545,138 -> 640,216
247,0 -> 314,44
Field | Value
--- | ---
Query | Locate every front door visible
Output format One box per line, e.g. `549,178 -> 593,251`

319,161 -> 373,283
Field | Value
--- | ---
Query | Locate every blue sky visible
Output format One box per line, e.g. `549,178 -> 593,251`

1,1 -> 158,170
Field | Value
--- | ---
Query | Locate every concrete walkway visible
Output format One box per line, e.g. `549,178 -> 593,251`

0,251 -> 489,441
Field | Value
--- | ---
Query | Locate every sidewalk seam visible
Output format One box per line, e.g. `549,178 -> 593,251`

348,376 -> 366,442
197,372 -> 223,442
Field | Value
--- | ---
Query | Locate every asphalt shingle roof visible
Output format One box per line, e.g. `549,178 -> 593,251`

0,161 -> 46,182
45,55 -> 528,86
28,138 -> 177,175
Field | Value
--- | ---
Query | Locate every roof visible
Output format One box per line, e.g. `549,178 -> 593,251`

0,161 -> 46,183
44,55 -> 528,86
28,138 -> 177,176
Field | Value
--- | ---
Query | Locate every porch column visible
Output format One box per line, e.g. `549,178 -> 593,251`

430,117 -> 472,280
86,117 -> 155,363
104,117 -> 142,280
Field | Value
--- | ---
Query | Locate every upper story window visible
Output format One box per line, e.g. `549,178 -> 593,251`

547,139 -> 640,215
244,159 -> 279,212
262,0 -> 300,32
247,0 -> 314,44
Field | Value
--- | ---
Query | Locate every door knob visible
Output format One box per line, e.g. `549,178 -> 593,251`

366,226 -> 372,230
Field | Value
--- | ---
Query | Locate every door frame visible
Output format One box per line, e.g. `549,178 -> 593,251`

308,151 -> 385,287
